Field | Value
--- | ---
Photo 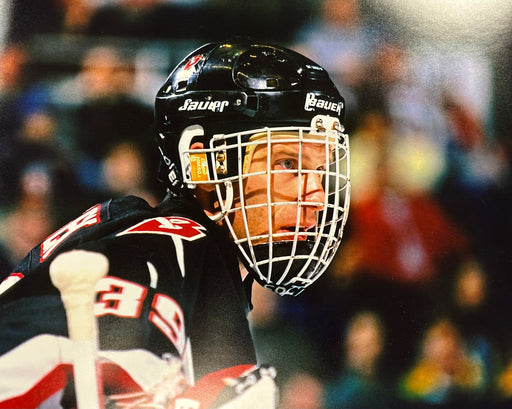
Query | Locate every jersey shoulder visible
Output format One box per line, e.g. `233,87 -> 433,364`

39,195 -> 155,262
0,194 -> 223,299
7,194 -> 214,275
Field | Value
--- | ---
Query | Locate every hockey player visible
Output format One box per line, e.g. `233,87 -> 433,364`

0,39 -> 350,408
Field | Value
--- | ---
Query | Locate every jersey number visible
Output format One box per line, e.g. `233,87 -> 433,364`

94,277 -> 186,355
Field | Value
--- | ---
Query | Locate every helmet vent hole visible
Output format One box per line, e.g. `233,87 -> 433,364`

266,78 -> 279,88
176,80 -> 188,93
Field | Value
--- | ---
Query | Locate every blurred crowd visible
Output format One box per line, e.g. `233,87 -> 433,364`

0,0 -> 511,408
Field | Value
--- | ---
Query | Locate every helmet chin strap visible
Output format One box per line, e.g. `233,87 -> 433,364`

208,180 -> 234,223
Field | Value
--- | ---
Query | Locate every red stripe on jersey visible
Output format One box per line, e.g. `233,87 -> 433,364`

0,364 -> 70,409
0,272 -> 25,295
0,361 -> 144,409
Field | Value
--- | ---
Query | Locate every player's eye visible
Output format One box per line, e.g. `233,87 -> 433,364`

275,158 -> 297,170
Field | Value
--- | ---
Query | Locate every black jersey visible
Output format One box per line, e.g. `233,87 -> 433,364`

0,194 -> 257,407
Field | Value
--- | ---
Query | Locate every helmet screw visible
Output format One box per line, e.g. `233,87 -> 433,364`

315,118 -> 326,132
216,152 -> 227,174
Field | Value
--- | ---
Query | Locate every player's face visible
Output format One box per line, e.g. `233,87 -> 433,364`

231,139 -> 328,245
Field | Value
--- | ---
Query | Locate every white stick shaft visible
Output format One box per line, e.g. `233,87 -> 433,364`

50,250 -> 109,409
73,340 -> 103,409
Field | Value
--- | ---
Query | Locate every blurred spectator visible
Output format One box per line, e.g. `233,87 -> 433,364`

435,93 -> 512,324
496,361 -> 512,406
0,174 -> 54,272
333,110 -> 468,378
0,110 -> 63,269
0,44 -> 26,113
58,0 -> 97,35
0,44 -> 28,207
293,0 -> 384,131
0,183 -> 54,267
0,110 -> 61,266
53,45 -> 157,196
324,311 -> 393,409
99,142 -> 159,206
495,351 -> 512,406
343,109 -> 446,204
439,93 -> 508,210
343,110 -> 388,204
248,284 -> 324,390
6,0 -> 97,42
341,111 -> 466,276
448,260 -> 500,362
8,105 -> 88,223
280,373 -> 325,409
356,40 -> 447,143
398,318 -> 487,406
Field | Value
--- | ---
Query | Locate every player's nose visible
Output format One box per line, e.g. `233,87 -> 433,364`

302,173 -> 326,211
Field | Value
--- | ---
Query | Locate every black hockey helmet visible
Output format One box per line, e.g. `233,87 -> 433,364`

155,38 -> 345,191
154,39 -> 350,296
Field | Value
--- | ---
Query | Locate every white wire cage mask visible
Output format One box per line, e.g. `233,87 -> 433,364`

180,115 -> 350,296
